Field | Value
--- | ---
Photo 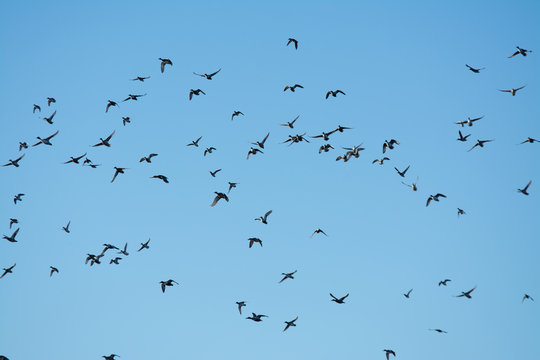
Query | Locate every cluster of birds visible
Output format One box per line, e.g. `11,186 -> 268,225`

1,38 -> 536,360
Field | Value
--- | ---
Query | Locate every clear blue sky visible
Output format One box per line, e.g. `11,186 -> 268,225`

1,1 -> 539,359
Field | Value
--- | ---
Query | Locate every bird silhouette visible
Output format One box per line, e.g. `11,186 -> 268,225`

49,266 -> 59,277
403,288 -> 413,298
138,238 -> 150,252
193,68 -> 221,80
92,130 -> 116,147
394,165 -> 410,177
456,286 -> 476,299
62,221 -> 71,233
326,90 -> 345,98
64,153 -> 87,165
189,89 -> 206,100
248,237 -> 263,248
246,313 -> 267,322
284,84 -> 304,92
3,228 -> 20,243
286,38 -> 298,49
279,270 -> 297,283
498,86 -> 526,96
105,100 -> 118,113
111,167 -> 128,183
32,130 -> 59,147
159,58 -> 173,73
211,192 -> 229,207
231,111 -> 244,121
0,263 -> 16,279
3,154 -> 25,167
517,180 -> 532,196
42,110 -> 56,124
508,46 -> 532,58
236,301 -> 246,314
255,210 -> 272,224
283,316 -> 298,331
426,193 -> 446,207
139,153 -> 158,163
468,139 -> 494,152
280,115 -> 299,128
465,64 -> 485,73
438,279 -> 451,286
330,293 -> 349,304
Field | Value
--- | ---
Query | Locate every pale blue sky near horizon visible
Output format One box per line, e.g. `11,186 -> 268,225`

1,1 -> 539,359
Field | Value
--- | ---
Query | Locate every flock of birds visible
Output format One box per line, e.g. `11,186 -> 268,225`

1,38 -> 536,360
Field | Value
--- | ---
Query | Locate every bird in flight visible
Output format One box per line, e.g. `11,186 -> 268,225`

465,64 -> 485,73
231,111 -> 244,121
248,237 -> 263,248
105,100 -> 118,113
438,279 -> 451,286
311,228 -> 327,237
284,84 -> 304,92
457,130 -> 470,142
111,167 -> 128,183
138,238 -> 150,252
251,133 -> 270,149
211,192 -> 229,207
42,110 -> 56,124
426,193 -> 446,207
394,165 -> 410,177
326,89 -> 346,99
228,182 -> 238,193
189,89 -> 206,100
122,94 -> 146,102
32,130 -> 59,147
64,153 -> 87,165
403,288 -> 413,298
3,154 -> 25,168
3,228 -> 20,243
209,169 -> 222,177
132,76 -> 150,82
255,210 -> 272,224
520,137 -> 539,144
122,117 -> 131,126
280,115 -> 299,129
468,139 -> 494,152
33,104 -> 41,113
204,147 -> 216,156
382,139 -> 400,153
0,263 -> 16,279
498,86 -> 526,96
311,130 -> 337,141
47,97 -> 56,106
319,144 -> 335,154
517,180 -> 532,196
383,349 -> 396,360
508,46 -> 532,58
49,266 -> 59,277
92,130 -> 116,147
456,116 -> 483,127
118,243 -> 129,256
372,157 -> 390,165
13,193 -> 25,204
246,313 -> 267,322
456,286 -> 477,299
62,221 -> 71,233
522,294 -> 534,303
283,316 -> 298,331
139,153 -> 158,163
9,218 -> 18,229
429,328 -> 447,334
247,147 -> 263,160
457,208 -> 466,217
236,301 -> 246,314
160,279 -> 179,293
159,58 -> 173,73
279,270 -> 297,283
103,354 -> 120,360
151,175 -> 169,183
109,257 -> 122,265
193,68 -> 221,80
330,293 -> 349,304
286,38 -> 298,49
187,136 -> 202,147
19,142 -> 28,151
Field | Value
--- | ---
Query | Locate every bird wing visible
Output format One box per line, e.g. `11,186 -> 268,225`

46,130 -> 60,141
261,133 -> 270,145
210,195 -> 220,207
515,85 -> 526,91
426,197 -> 432,207
325,91 -> 332,99
105,130 -> 116,142
210,68 -> 221,77
523,180 -> 532,191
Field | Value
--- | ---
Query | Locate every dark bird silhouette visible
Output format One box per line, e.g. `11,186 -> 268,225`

19,142 -> 28,151
457,130 -> 471,142
139,153 -> 158,163
311,130 -> 337,141
42,110 -> 56,124
394,165 -> 410,177
383,350 -> 396,360
47,97 -> 56,106
118,243 -> 129,256
520,137 -> 539,144
32,130 -> 59,147
3,154 -> 25,167
247,147 -> 263,159
330,293 -> 349,304
101,244 -> 119,254
287,38 -> 298,49
517,180 -> 532,196
279,270 -> 297,283
456,286 -> 477,299
3,228 -> 19,243
283,316 -> 298,331
236,301 -> 246,314
319,144 -> 335,153
228,182 -> 238,193
326,90 -> 346,99
13,193 -> 25,204
138,238 -> 150,252
248,237 -> 263,248
508,46 -> 532,58
466,64 -> 485,73
498,86 -> 526,96
33,104 -> 41,113
193,68 -> 221,80
204,147 -> 216,156
85,253 -> 104,266
132,76 -> 150,82
105,100 -> 118,113
0,263 -> 15,279
88,164 -> 101,168
122,94 -> 146,102
252,133 -> 270,149
9,218 -> 18,229
372,157 -> 390,165
209,169 -> 222,177
111,167 -> 128,183
187,136 -> 202,147
522,294 -> 534,303
49,266 -> 59,277
92,130 -> 115,147
231,111 -> 244,121
382,139 -> 400,153
284,84 -> 304,92
189,89 -> 206,100
246,313 -> 267,322
62,221 -> 71,233
334,125 -> 352,133
159,58 -> 173,73
151,175 -> 169,183
468,139 -> 494,152
64,153 -> 86,165
426,193 -> 446,207
102,354 -> 120,360
122,117 -> 131,126
109,257 -> 122,265
255,210 -> 272,224
211,192 -> 229,207
457,208 -> 466,217
282,133 -> 310,145
438,279 -> 451,286
312,228 -> 327,237
403,289 -> 413,298
280,115 -> 299,128
429,328 -> 448,334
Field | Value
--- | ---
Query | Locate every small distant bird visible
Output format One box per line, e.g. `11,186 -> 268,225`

3,154 -> 25,167
372,157 -> 390,165
13,193 -> 25,204
19,142 -> 28,151
3,228 -> 20,243
109,257 -> 122,265
330,293 -> 349,304
103,354 -> 120,360
85,253 -> 104,266
457,130 -> 470,142
209,169 -> 222,177
9,218 -> 18,229
187,136 -> 202,147
231,111 -> 244,121
286,38 -> 298,49
248,237 -> 263,248
403,289 -> 413,298
383,350 -> 396,360
284,84 -> 304,92
517,180 -> 532,196
211,192 -> 229,207
47,97 -> 56,106
252,133 -> 270,149
236,301 -> 246,314
283,316 -> 298,331
456,286 -> 476,299
426,193 -> 446,207
139,153 -> 158,163
429,328 -> 447,334
311,130 -> 337,141
255,210 -> 272,224
228,182 -> 238,193
122,94 -> 146,102
520,137 -> 539,144
49,266 -> 59,277
394,165 -> 410,177
111,167 -> 128,183
118,243 -> 129,256
334,125 -> 352,133
159,58 -> 173,73
101,244 -> 119,254
62,221 -> 71,233
466,64 -> 485,73
457,208 -> 466,217
193,68 -> 221,80
508,46 -> 532,58
325,90 -> 346,99
92,130 -> 116,147
64,153 -> 87,165
312,228 -> 327,237
280,115 -> 299,128
247,147 -> 263,159
468,139 -> 494,152
33,104 -> 41,113
279,270 -> 297,283
151,175 -> 169,183
438,279 -> 451,286
319,144 -> 335,153
105,100 -> 118,113
132,76 -> 150,82
498,86 -> 526,96
189,89 -> 206,100
32,130 -> 59,147
246,313 -> 267,322
0,263 -> 16,279
138,238 -> 150,252
382,139 -> 400,153
204,147 -> 216,156
42,110 -> 56,124
522,294 -> 534,303
122,117 -> 131,126
88,164 -> 101,168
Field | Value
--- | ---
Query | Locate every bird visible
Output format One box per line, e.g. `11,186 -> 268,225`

283,316 -> 298,331
9,218 -> 18,229
312,228 -> 327,237
231,111 -> 244,121
319,144 -> 335,153
517,180 -> 532,196
102,354 -> 120,360
33,104 -> 41,113
468,139 -> 494,152
139,153 -> 158,163
311,130 -> 337,141
101,244 -> 119,254
248,237 -> 263,248
382,139 -> 400,153
456,286 -> 476,299
19,142 -> 28,151
330,293 -> 349,304
92,130 -> 116,147
284,84 -> 304,92
47,97 -> 56,106
457,208 -> 466,217
282,133 -> 310,145
42,110 -> 56,124
333,125 -> 352,133
111,167 -> 128,183
286,38 -> 298,49
64,153 -> 87,165
151,175 -> 169,183
247,147 -> 263,159
457,130 -> 470,142
456,116 -> 483,127
62,221 -> 71,233
132,76 -> 150,82
3,154 -> 25,167
193,68 -> 221,80
105,100 -> 118,113
187,136 -> 202,147
85,254 -> 104,266
383,350 -> 396,360
122,94 -> 146,102
3,228 -> 20,243
508,46 -> 532,58
138,238 -> 150,252
118,243 -> 129,256
49,266 -> 59,277
403,289 -> 413,298
251,133 -> 270,149
519,137 -> 539,144
109,257 -> 122,265
0,263 -> 15,279
465,64 -> 485,73
32,130 -> 59,147
426,193 -> 446,207
159,58 -> 173,73
211,192 -> 229,207
429,328 -> 448,334
246,313 -> 267,322
122,117 -> 131,126
498,86 -> 526,96
204,147 -> 216,156
326,90 -> 346,98
13,193 -> 25,204
394,165 -> 410,177
209,169 -> 222,177
438,279 -> 451,286
255,210 -> 272,224
522,294 -> 534,303
372,157 -> 390,165
280,115 -> 299,128
228,182 -> 238,193
236,301 -> 246,314
189,89 -> 206,100
279,270 -> 297,283
88,164 -> 101,168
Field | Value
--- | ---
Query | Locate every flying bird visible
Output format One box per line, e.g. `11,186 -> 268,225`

3,228 -> 20,243
3,154 -> 25,167
92,130 -> 116,147
236,301 -> 246,314
122,93 -> 146,102
103,354 -> 120,360
9,218 -> 18,229
284,84 -> 304,92
211,192 -> 229,207
429,328 -> 448,334
159,58 -> 173,73
465,64 -> 485,73
457,130 -> 470,142
13,193 -> 25,204
231,111 -> 244,121
383,350 -> 396,360
105,100 -> 118,113
382,139 -> 400,153
498,86 -> 526,96
118,243 -> 129,256
279,270 -> 297,283
252,133 -> 270,149
286,38 -> 298,49
151,175 -> 169,183
438,279 -> 451,286
311,130 -> 337,141
426,193 -> 446,207
517,180 -> 532,196
228,182 -> 238,193
138,238 -> 150,252
394,165 -> 410,177
508,46 -> 532,58
457,208 -> 466,217
111,167 -> 128,183
456,286 -> 477,299
33,104 -> 41,113
312,228 -> 327,237
204,147 -> 216,156
42,110 -> 56,124
122,117 -> 131,126
189,89 -> 206,100
468,139 -> 494,152
132,76 -> 150,82
248,237 -> 263,248
187,136 -> 202,147
255,210 -> 272,224
372,157 -> 390,165
139,153 -> 158,163
209,169 -> 222,177
246,313 -> 267,322
330,293 -> 349,304
403,289 -> 413,298
519,137 -> 539,144
62,221 -> 71,233
0,263 -> 16,279
283,316 -> 298,331
247,147 -> 263,159
49,266 -> 59,277
64,153 -> 87,165
19,142 -> 28,151
326,90 -> 346,99
193,68 -> 221,80
522,294 -> 534,303
109,257 -> 122,265
280,115 -> 299,128
47,97 -> 56,106
319,144 -> 335,153
32,130 -> 59,147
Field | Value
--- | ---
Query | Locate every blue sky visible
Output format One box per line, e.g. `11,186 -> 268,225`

1,1 -> 539,359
